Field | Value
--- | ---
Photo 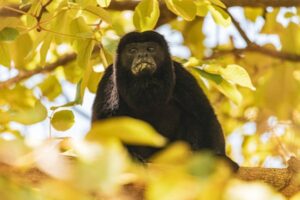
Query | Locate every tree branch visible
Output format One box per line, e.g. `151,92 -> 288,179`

205,46 -> 300,62
0,53 -> 76,90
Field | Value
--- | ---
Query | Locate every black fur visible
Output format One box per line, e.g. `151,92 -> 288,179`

92,31 -> 238,171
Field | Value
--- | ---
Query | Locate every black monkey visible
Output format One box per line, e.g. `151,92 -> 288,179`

92,31 -> 238,171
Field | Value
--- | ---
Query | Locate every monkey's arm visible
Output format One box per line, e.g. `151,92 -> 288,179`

92,65 -> 119,121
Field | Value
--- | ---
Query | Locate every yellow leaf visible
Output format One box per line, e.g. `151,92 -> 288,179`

51,110 -> 75,131
165,0 -> 197,21
70,17 -> 93,38
209,0 -> 226,8
96,0 -> 111,7
215,80 -> 243,105
87,70 -> 103,93
40,33 -> 52,66
150,142 -> 191,164
84,5 -> 112,24
245,8 -> 263,22
0,42 -> 10,67
0,101 -> 48,125
78,39 -> 95,100
38,75 -> 62,101
87,117 -> 167,147
133,0 -> 160,31
220,64 -> 256,90
208,5 -> 231,27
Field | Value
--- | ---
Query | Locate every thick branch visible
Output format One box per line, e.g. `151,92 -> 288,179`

0,157 -> 299,198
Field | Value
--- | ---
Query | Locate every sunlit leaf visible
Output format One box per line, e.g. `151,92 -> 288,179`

40,34 -> 52,66
84,5 -> 112,24
87,117 -> 167,147
183,19 -> 204,59
165,0 -> 197,21
97,0 -> 111,7
87,70 -> 103,93
51,110 -> 75,131
133,0 -> 160,31
208,5 -> 231,27
0,27 -> 19,41
0,101 -> 47,125
38,75 -> 62,101
70,17 -> 93,38
220,64 -> 256,90
209,0 -> 226,8
245,8 -> 263,22
0,42 -> 11,67
150,142 -> 191,164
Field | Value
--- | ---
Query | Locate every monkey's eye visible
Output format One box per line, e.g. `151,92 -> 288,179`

147,47 -> 155,52
128,48 -> 137,54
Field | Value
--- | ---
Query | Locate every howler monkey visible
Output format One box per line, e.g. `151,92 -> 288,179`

92,31 -> 238,171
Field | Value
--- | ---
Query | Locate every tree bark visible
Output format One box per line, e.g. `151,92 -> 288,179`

0,157 -> 299,198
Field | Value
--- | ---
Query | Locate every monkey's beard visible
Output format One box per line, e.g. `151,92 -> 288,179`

131,57 -> 157,76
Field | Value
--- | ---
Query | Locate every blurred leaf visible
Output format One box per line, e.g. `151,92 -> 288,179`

133,0 -> 160,31
64,62 -> 84,84
187,152 -> 217,178
78,39 -> 95,100
84,5 -> 112,24
87,70 -> 103,93
183,19 -> 204,59
165,0 -> 197,21
51,110 -> 75,131
73,139 -> 130,191
150,142 -> 191,164
8,33 -> 33,69
0,101 -> 47,125
97,0 -> 111,7
38,75 -> 62,101
208,5 -> 231,27
87,117 -> 167,147
0,42 -> 11,67
40,33 -> 52,66
0,27 -> 19,41
280,22 -> 300,54
245,8 -> 263,22
220,64 -> 256,90
209,0 -> 226,8
70,17 -> 93,38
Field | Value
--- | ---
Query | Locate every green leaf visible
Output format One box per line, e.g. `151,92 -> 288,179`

133,0 -> 160,31
38,75 -> 62,101
51,110 -> 75,131
84,5 -> 112,24
87,117 -> 167,147
0,27 -> 19,41
165,0 -> 197,21
208,5 -> 231,27
96,0 -> 111,7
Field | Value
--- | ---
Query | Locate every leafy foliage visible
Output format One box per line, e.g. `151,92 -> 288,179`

0,0 -> 300,198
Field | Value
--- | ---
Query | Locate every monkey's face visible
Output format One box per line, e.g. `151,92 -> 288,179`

120,42 -> 165,76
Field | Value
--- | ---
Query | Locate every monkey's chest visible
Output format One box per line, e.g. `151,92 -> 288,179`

129,101 -> 181,140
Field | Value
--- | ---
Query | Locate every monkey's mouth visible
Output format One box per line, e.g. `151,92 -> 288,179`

132,62 -> 156,76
